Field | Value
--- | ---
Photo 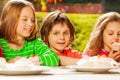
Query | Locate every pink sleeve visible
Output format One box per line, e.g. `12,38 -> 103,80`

0,47 -> 2,57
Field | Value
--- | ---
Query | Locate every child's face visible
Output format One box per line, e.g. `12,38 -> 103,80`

16,6 -> 35,39
103,21 -> 120,52
48,23 -> 71,53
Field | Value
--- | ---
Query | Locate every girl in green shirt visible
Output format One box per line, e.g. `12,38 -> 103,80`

0,0 -> 59,66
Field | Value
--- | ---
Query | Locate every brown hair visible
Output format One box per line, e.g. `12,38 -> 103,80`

83,12 -> 120,56
0,0 -> 37,44
39,10 -> 75,46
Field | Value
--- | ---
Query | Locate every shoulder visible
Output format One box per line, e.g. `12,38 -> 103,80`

27,38 -> 45,45
0,38 -> 6,44
27,38 -> 42,43
0,38 -> 5,41
33,38 -> 44,43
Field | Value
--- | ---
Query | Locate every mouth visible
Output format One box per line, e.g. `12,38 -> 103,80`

24,28 -> 32,33
112,42 -> 120,44
57,42 -> 66,46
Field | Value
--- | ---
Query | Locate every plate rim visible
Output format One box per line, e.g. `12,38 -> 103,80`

66,65 -> 113,72
0,69 -> 43,75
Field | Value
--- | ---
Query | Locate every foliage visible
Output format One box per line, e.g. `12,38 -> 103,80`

62,0 -> 101,3
68,14 -> 100,52
36,12 -> 100,52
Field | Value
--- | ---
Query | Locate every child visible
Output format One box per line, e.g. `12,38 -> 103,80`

0,0 -> 59,66
39,10 -> 82,66
83,12 -> 120,62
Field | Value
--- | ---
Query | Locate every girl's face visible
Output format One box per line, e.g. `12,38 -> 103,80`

103,21 -> 120,52
16,6 -> 35,40
48,23 -> 71,53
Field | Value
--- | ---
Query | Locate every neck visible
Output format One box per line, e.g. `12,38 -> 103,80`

103,45 -> 111,53
50,48 -> 64,54
17,38 -> 25,44
8,38 -> 25,50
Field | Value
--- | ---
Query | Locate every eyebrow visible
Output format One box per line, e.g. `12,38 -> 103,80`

21,16 -> 35,18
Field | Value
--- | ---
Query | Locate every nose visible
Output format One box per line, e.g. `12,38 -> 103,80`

28,20 -> 33,27
60,34 -> 65,40
114,34 -> 119,42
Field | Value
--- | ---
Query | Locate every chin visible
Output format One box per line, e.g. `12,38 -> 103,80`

24,34 -> 31,37
57,48 -> 65,51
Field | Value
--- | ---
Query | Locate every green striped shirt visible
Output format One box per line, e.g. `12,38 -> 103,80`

0,38 -> 59,66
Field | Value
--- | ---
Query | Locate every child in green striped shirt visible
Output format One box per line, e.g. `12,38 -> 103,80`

0,0 -> 59,66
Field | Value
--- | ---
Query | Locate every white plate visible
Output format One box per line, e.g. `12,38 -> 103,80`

0,66 -> 49,75
67,65 -> 112,72
0,69 -> 43,75
75,67 -> 111,72
42,68 -> 75,74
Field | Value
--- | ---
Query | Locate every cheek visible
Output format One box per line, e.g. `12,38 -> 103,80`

103,37 -> 109,43
66,37 -> 71,44
48,35 -> 56,43
103,35 -> 111,42
103,33 -> 112,40
118,38 -> 120,42
103,35 -> 113,48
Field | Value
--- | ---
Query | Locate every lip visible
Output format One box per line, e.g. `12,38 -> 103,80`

56,42 -> 66,46
24,28 -> 32,32
57,42 -> 65,44
112,42 -> 119,44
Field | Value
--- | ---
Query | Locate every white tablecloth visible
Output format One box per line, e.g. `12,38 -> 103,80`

0,67 -> 120,80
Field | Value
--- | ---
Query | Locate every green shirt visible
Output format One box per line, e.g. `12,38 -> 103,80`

0,38 -> 59,66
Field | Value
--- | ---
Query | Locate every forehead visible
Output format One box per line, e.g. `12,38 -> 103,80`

51,23 -> 70,31
105,21 -> 120,30
20,6 -> 34,18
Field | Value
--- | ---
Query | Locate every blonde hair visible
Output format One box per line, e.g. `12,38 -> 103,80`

0,0 -> 37,44
83,12 -> 120,56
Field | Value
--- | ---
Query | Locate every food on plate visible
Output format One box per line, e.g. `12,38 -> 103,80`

77,56 -> 117,68
112,42 -> 120,51
0,58 -> 7,70
0,57 -> 41,71
0,57 -> 7,64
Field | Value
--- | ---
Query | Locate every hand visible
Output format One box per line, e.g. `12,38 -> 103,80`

29,55 -> 41,65
109,50 -> 120,62
8,56 -> 27,63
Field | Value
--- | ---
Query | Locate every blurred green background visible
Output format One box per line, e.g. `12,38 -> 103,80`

0,0 -> 120,52
36,12 -> 100,52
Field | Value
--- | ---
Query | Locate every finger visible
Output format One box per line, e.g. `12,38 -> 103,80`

114,54 -> 120,62
109,51 -> 116,58
109,51 -> 120,58
34,62 -> 42,65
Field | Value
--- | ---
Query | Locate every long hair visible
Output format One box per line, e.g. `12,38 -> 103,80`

39,10 -> 75,46
0,0 -> 37,44
83,12 -> 120,56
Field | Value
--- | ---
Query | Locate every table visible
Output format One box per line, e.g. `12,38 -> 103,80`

0,67 -> 120,80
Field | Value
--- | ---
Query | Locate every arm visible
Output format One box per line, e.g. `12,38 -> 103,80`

59,56 -> 79,66
35,38 -> 59,66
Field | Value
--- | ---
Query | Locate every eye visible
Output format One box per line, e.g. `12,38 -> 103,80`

108,33 -> 113,35
118,33 -> 120,36
22,18 -> 27,21
64,31 -> 70,35
108,31 -> 113,35
53,32 -> 59,35
31,19 -> 35,23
